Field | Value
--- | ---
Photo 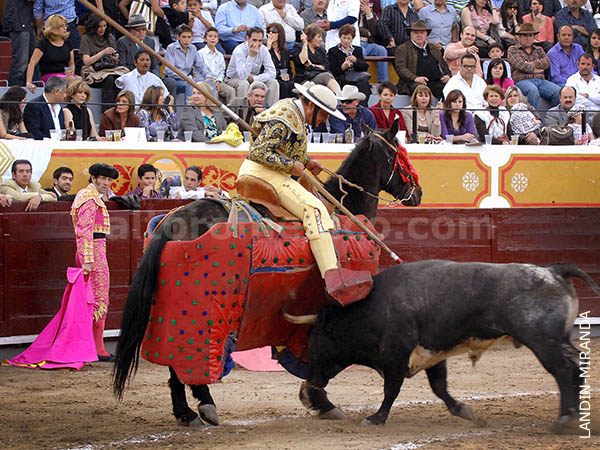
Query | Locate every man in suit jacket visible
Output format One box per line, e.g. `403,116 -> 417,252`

226,81 -> 267,125
0,160 -> 56,211
393,20 -> 451,99
23,76 -> 66,140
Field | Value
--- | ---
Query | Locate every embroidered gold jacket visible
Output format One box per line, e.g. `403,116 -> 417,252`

247,99 -> 311,174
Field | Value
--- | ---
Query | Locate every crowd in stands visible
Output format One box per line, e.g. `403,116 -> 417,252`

3,0 -> 600,147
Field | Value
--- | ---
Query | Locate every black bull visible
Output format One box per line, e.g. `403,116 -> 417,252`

293,260 -> 600,430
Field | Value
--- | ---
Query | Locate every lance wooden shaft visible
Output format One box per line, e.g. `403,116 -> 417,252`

76,0 -> 399,262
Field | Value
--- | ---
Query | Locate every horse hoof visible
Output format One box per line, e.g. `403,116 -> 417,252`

177,416 -> 205,427
360,416 -> 384,426
455,403 -> 484,426
319,407 -> 347,420
199,404 -> 219,426
550,415 -> 579,434
299,381 -> 311,410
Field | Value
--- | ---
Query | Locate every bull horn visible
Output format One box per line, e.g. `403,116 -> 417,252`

281,307 -> 317,325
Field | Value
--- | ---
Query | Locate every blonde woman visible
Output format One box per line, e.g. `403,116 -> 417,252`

25,14 -> 80,92
63,80 -> 100,141
179,83 -> 227,142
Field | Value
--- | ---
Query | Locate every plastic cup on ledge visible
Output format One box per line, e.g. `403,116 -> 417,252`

75,129 -> 83,141
50,129 -> 59,141
336,133 -> 344,144
313,132 -> 321,143
445,134 -> 454,145
397,130 -> 406,144
112,130 -> 122,141
184,131 -> 193,142
156,130 -> 165,142
105,130 -> 113,141
510,136 -> 519,146
59,129 -> 66,141
243,131 -> 250,143
327,133 -> 336,144
485,134 -> 492,145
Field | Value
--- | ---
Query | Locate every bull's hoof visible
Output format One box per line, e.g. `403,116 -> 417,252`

198,404 -> 219,426
361,415 -> 385,426
177,416 -> 205,427
319,407 -> 347,420
550,415 -> 579,434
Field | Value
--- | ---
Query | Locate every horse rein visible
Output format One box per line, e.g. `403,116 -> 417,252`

318,133 -> 417,206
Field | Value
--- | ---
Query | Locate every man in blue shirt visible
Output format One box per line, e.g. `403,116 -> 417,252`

215,0 -> 262,54
548,25 -> 584,87
554,0 -> 596,47
328,85 -> 377,142
33,0 -> 82,72
418,0 -> 458,48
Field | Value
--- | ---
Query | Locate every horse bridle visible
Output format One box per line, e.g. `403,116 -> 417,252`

371,133 -> 418,205
321,132 -> 418,206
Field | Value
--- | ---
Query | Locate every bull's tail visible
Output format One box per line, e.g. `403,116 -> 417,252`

113,228 -> 170,400
550,263 -> 600,296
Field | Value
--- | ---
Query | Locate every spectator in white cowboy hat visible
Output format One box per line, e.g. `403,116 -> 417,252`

328,84 -> 377,142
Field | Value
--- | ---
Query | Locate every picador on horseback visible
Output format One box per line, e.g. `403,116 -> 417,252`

238,83 -> 374,305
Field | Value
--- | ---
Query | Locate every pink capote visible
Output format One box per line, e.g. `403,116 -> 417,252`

5,268 -> 98,370
232,347 -> 284,372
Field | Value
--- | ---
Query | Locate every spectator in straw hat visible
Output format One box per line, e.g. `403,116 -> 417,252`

394,19 -> 451,99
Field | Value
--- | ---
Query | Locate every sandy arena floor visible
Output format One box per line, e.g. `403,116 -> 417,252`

1,339 -> 599,450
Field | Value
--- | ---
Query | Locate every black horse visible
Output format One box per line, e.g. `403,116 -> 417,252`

113,121 -> 422,426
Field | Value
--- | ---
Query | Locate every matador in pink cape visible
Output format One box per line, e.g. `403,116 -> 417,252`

71,163 -> 119,361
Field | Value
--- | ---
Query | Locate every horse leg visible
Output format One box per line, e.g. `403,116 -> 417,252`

168,367 -> 204,427
426,361 -> 486,426
190,384 -> 219,426
299,381 -> 347,420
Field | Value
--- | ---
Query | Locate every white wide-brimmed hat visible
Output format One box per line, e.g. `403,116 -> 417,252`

337,84 -> 366,102
294,83 -> 346,120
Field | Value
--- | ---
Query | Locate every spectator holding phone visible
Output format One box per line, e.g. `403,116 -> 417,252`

137,86 -> 178,141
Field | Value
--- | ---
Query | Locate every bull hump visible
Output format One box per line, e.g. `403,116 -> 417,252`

407,337 -> 512,377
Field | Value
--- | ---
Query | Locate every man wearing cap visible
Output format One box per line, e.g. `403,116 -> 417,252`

394,19 -> 451,99
328,85 -> 377,142
238,83 -> 374,305
507,23 -> 561,108
71,162 -> 119,362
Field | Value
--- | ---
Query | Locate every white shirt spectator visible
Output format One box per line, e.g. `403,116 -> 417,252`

43,93 -> 62,133
443,72 -> 487,112
226,41 -> 276,83
326,0 -> 360,50
115,69 -> 168,105
565,71 -> 600,111
169,185 -> 231,199
191,10 -> 215,44
258,1 -> 304,44
198,45 -> 227,81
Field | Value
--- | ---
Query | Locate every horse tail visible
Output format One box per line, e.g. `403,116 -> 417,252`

113,227 -> 169,400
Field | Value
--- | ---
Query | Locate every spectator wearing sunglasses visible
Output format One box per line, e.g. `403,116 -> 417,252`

259,0 -> 304,51
266,23 -> 294,99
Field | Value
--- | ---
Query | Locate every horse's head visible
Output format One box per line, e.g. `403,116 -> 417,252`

359,121 -> 423,207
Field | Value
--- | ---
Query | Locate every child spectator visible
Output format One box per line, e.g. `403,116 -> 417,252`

481,43 -> 512,79
485,58 -> 514,93
165,24 -> 212,96
188,0 -> 216,50
369,81 -> 408,131
156,0 -> 193,48
198,27 -> 236,104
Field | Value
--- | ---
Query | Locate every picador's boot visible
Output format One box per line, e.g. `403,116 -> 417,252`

324,268 -> 373,306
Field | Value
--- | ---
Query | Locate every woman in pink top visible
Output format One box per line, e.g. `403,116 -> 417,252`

522,0 -> 554,53
461,0 -> 501,58
485,58 -> 514,93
